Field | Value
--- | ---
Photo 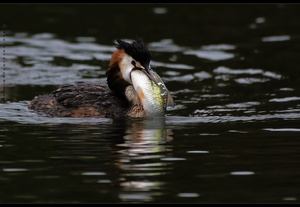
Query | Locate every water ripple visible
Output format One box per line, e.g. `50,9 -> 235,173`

213,66 -> 282,79
0,101 -> 112,124
263,128 -> 300,132
269,97 -> 300,102
184,50 -> 234,61
262,35 -> 291,42
1,101 -> 300,125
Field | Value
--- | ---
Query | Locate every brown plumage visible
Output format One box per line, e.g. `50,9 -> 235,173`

28,84 -> 129,118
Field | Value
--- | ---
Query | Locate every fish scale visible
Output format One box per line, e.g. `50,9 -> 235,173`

131,70 -> 167,117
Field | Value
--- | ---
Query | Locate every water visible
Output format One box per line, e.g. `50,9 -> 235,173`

0,4 -> 300,203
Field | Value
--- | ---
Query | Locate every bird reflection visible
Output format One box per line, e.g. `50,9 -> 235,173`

115,118 -> 174,202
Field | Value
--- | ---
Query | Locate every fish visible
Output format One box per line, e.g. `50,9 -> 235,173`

130,69 -> 174,117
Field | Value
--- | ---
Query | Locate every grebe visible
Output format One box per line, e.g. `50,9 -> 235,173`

28,38 -> 174,118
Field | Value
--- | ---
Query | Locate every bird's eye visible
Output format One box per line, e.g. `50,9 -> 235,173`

131,60 -> 136,67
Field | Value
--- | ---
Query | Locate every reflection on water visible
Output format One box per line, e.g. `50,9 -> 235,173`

2,33 -> 111,86
1,101 -> 300,125
0,103 -> 175,202
116,118 -> 173,202
0,115 -> 176,203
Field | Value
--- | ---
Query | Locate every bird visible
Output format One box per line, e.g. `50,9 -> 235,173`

28,37 -> 174,118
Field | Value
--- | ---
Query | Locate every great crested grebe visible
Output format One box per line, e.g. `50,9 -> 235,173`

28,38 -> 174,118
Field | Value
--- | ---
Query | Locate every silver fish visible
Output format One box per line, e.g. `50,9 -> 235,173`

131,69 -> 174,117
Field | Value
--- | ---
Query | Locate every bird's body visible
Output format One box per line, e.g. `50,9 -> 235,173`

28,38 -> 174,118
28,83 -> 129,118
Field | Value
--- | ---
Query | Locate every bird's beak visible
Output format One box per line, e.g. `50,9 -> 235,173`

142,66 -> 159,86
141,66 -> 174,108
131,66 -> 159,86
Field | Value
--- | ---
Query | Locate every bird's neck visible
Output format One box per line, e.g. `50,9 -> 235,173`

107,56 -> 148,117
106,62 -> 130,100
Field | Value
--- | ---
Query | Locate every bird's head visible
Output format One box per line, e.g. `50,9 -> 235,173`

106,38 -> 174,117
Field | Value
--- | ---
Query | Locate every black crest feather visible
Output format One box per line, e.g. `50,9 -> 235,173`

115,38 -> 151,67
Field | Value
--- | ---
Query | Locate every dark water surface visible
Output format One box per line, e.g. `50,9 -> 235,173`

0,4 -> 300,203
